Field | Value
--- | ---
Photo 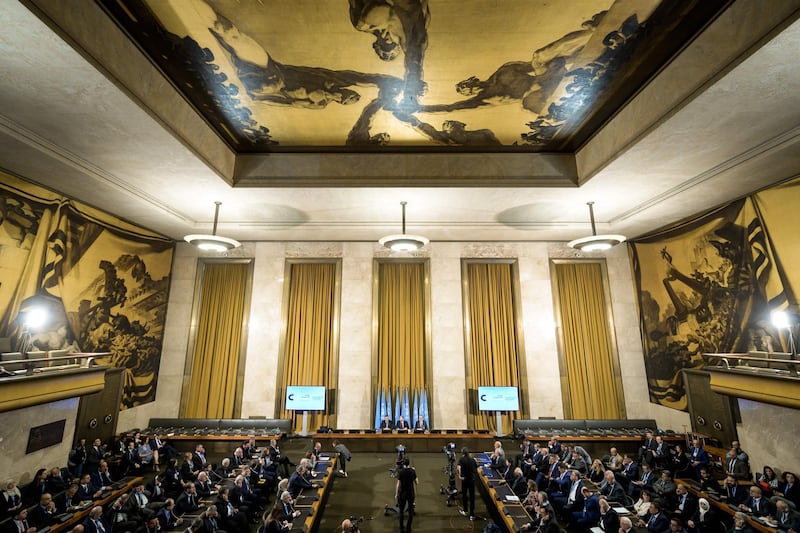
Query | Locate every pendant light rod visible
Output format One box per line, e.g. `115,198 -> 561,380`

401,200 -> 407,234
212,201 -> 222,235
587,201 -> 597,236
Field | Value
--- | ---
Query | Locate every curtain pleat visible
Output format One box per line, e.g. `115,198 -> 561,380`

279,262 -> 337,432
465,263 -> 520,433
185,262 -> 249,418
554,262 -> 621,419
376,262 -> 427,404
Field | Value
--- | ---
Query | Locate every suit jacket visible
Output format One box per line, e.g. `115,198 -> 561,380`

511,475 -> 528,497
674,492 -> 697,518
176,492 -> 200,515
156,507 -> 180,530
689,447 -> 710,468
395,419 -> 409,430
379,419 -> 394,431
600,509 -> 620,533
76,483 -> 95,501
84,516 -> 111,533
621,461 -> 640,483
28,504 -> 56,528
579,494 -> 601,524
644,511 -> 670,533
288,472 -> 313,498
86,446 -> 105,472
601,481 -> 626,503
778,482 -> 800,507
726,459 -> 750,481
191,452 -> 208,472
724,485 -> 747,505
413,420 -> 427,431
279,500 -> 297,523
742,496 -> 770,517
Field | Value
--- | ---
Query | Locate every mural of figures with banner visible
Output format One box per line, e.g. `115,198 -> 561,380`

0,173 -> 174,410
630,178 -> 800,411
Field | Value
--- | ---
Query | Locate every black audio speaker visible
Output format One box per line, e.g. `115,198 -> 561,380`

682,369 -> 738,446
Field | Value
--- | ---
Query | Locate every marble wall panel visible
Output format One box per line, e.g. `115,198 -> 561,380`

0,398 -> 78,483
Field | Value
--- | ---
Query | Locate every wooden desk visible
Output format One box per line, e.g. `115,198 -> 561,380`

312,431 -> 495,453
474,452 -> 534,533
678,480 -> 777,533
294,455 -> 337,533
50,476 -> 143,533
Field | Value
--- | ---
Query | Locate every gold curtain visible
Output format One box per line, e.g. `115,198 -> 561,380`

553,261 -> 622,419
376,262 -> 427,400
464,262 -> 520,433
278,262 -> 337,432
184,262 -> 249,418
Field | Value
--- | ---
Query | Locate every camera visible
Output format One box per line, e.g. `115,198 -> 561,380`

442,442 -> 456,460
347,515 -> 363,532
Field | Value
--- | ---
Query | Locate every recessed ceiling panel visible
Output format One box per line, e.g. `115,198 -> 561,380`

99,0 -> 728,153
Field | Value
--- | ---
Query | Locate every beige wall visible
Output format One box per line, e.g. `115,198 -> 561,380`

0,398 -> 78,484
119,240 -> 690,432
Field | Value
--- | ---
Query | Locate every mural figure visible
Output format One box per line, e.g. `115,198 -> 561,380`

392,111 -> 501,146
210,14 -> 404,110
419,12 -> 605,115
349,0 -> 430,106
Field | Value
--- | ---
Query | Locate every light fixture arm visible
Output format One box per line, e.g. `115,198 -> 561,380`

401,200 -> 407,235
212,201 -> 222,236
587,201 -> 597,236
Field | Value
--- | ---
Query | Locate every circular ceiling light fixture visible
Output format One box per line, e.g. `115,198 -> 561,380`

567,201 -> 626,252
378,201 -> 429,252
184,201 -> 242,252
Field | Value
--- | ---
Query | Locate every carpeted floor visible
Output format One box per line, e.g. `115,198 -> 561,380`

278,438 -> 495,533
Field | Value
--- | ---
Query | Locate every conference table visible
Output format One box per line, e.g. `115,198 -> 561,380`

312,429 -> 496,452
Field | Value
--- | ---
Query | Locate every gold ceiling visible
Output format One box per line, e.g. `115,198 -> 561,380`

100,0 -> 728,153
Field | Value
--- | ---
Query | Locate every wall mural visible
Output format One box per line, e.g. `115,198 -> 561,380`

99,0 -> 727,153
0,173 -> 174,409
629,178 -> 800,411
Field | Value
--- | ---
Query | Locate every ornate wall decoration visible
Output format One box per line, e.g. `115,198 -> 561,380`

629,178 -> 800,410
0,173 -> 174,409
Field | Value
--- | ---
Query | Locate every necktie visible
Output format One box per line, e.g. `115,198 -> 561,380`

137,493 -> 145,506
752,499 -> 758,511
95,520 -> 105,533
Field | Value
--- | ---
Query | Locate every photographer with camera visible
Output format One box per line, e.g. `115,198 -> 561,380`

396,457 -> 417,533
457,447 -> 478,520
341,516 -> 362,532
332,439 -> 352,478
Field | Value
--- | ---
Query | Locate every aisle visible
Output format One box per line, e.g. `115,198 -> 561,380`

315,452 -> 492,533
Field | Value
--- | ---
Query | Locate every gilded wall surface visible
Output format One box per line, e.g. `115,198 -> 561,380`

630,177 -> 800,411
0,173 -> 174,409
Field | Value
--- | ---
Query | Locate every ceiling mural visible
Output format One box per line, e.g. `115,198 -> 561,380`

99,0 -> 728,153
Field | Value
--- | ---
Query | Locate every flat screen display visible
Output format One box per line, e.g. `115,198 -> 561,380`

285,386 -> 326,411
478,386 -> 519,411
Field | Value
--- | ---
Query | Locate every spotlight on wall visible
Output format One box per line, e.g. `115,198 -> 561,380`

771,309 -> 797,358
184,201 -> 241,252
568,201 -> 626,252
379,201 -> 429,252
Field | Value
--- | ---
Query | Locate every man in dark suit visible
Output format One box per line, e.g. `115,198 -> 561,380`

155,499 -> 183,530
278,491 -> 301,523
55,484 -> 82,514
378,415 -> 394,432
636,501 -> 670,533
721,476 -> 747,506
105,494 -> 139,533
413,415 -> 428,433
689,440 -> 709,480
395,416 -> 410,432
28,493 -> 57,529
699,468 -> 721,493
521,504 -> 560,533
176,483 -> 201,516
76,474 -> 100,501
629,463 -> 656,499
510,467 -> 528,497
288,465 -> 315,498
599,470 -> 626,503
619,454 -> 639,489
724,449 -> 751,481
673,484 -> 697,519
572,486 -> 601,531
86,439 -> 106,475
640,432 -> 658,466
739,486 -> 770,517
84,506 -> 111,533
554,469 -> 584,519
191,445 -> 208,473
